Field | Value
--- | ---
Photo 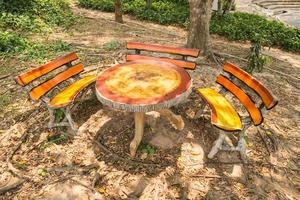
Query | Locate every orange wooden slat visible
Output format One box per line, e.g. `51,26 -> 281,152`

15,52 -> 78,86
223,62 -> 278,109
49,75 -> 96,108
29,63 -> 84,101
197,88 -> 242,131
216,75 -> 263,125
127,42 -> 200,57
126,55 -> 196,70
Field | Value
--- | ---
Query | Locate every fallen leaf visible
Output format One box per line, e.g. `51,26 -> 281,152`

98,186 -> 105,194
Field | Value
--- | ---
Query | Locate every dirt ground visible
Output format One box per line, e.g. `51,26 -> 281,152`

0,5 -> 299,200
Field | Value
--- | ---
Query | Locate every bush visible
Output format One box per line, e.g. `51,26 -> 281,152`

0,0 -> 74,59
77,0 -> 300,52
210,12 -> 300,52
0,31 -> 28,53
0,0 -> 75,32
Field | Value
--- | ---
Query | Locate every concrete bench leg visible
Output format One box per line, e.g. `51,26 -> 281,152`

207,130 -> 248,163
48,107 -> 55,129
65,106 -> 79,131
208,132 -> 226,159
47,106 -> 78,132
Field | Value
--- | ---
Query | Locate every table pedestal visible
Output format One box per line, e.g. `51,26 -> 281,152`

129,109 -> 184,158
130,112 -> 145,157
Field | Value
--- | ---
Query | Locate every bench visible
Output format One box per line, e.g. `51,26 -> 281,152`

126,42 -> 200,70
197,62 -> 278,162
15,52 -> 97,131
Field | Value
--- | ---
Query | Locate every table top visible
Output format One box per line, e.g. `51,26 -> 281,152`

95,60 -> 192,112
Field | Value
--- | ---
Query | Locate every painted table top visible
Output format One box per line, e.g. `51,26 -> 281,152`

95,60 -> 192,112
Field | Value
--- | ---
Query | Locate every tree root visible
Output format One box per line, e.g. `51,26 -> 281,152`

89,131 -> 168,167
0,177 -> 25,195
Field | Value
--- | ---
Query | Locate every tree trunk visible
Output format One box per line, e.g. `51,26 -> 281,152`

146,0 -> 153,9
187,0 -> 213,56
115,0 -> 123,23
223,0 -> 233,15
217,0 -> 223,16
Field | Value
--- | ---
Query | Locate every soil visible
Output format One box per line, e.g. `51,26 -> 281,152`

0,5 -> 299,200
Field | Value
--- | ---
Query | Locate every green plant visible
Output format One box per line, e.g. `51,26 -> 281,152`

222,0 -> 236,12
38,168 -> 48,177
0,0 -> 75,32
103,40 -> 122,51
0,0 -> 74,61
0,31 -> 28,53
138,143 -> 156,155
47,133 -> 68,144
54,109 -> 65,123
16,160 -> 27,170
246,41 -> 271,74
210,12 -> 300,52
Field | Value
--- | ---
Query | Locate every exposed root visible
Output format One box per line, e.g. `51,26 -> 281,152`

0,177 -> 25,195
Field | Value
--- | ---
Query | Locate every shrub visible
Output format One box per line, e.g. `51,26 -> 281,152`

77,0 -> 300,52
0,0 -> 74,59
0,0 -> 75,31
0,31 -> 28,53
103,40 -> 122,51
210,12 -> 300,52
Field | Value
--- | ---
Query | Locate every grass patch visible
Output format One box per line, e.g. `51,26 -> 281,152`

103,40 -> 122,51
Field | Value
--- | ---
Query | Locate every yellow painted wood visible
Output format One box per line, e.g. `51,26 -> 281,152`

197,88 -> 242,131
105,63 -> 181,99
49,75 -> 96,108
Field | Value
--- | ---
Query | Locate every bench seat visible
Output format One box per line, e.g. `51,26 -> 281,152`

49,75 -> 97,108
197,88 -> 242,131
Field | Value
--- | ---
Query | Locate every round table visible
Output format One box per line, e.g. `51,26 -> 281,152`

95,60 -> 192,157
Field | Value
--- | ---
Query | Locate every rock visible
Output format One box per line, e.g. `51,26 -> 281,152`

140,153 -> 148,160
149,134 -> 175,149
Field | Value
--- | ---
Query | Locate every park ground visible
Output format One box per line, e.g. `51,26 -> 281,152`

0,4 -> 299,200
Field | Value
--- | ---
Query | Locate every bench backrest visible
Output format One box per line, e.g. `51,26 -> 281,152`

126,42 -> 200,70
15,52 -> 83,101
217,62 -> 278,126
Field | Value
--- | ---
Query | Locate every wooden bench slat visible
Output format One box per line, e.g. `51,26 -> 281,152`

127,42 -> 200,57
126,55 -> 196,70
223,62 -> 278,109
15,52 -> 78,86
29,63 -> 84,101
197,88 -> 242,131
216,75 -> 263,125
49,75 -> 96,108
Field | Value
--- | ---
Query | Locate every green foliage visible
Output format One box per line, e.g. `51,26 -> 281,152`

222,0 -> 236,12
0,0 -> 75,32
210,12 -> 300,52
78,0 -> 115,11
54,108 -> 65,123
246,41 -> 271,74
78,0 -> 300,52
38,168 -> 48,177
138,143 -> 156,155
47,133 -> 68,144
0,31 -> 28,53
103,40 -> 122,51
23,40 -> 71,61
17,160 -> 27,170
0,0 -> 74,60
78,0 -> 189,25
